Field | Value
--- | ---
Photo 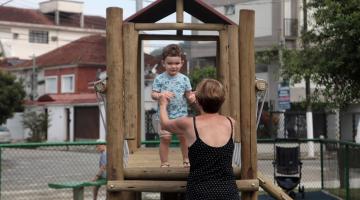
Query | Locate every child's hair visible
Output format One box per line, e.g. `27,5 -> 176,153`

195,79 -> 225,113
162,44 -> 184,60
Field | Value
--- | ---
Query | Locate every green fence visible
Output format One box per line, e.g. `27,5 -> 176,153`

0,142 -> 106,200
0,139 -> 359,200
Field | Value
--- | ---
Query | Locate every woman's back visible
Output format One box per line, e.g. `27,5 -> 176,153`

186,116 -> 239,200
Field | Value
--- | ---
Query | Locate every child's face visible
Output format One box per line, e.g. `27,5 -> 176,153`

162,56 -> 183,76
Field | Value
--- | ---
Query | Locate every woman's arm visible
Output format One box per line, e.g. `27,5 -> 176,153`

159,96 -> 188,135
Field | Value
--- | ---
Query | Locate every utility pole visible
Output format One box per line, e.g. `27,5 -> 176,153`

31,54 -> 37,101
302,0 -> 314,157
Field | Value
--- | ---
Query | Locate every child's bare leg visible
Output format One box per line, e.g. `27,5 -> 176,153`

178,135 -> 190,167
159,135 -> 171,167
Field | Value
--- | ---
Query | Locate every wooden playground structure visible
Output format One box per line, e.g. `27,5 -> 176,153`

104,0 -> 291,199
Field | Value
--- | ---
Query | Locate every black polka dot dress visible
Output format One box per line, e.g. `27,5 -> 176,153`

186,117 -> 240,200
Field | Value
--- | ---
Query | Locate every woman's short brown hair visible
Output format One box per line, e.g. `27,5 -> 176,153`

195,79 -> 225,113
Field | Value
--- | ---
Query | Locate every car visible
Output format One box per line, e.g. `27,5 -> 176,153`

0,126 -> 11,143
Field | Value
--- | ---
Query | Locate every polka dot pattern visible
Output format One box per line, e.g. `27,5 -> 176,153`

186,117 -> 240,200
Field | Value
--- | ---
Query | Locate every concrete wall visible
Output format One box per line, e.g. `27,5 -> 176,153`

0,23 -> 104,59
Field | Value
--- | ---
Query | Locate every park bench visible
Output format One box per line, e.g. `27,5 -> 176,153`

48,179 -> 106,200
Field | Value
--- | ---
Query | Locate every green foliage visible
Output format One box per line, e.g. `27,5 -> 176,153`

0,71 -> 26,124
281,0 -> 360,108
255,46 -> 279,65
188,66 -> 216,88
23,111 -> 50,142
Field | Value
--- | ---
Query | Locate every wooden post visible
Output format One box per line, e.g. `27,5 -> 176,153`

106,7 -> 125,200
239,10 -> 257,200
218,28 -> 231,116
228,25 -> 241,143
123,23 -> 139,153
176,0 -> 183,35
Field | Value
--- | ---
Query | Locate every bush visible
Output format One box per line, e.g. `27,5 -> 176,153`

23,111 -> 50,142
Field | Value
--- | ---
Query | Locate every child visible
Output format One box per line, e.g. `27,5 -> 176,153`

92,139 -> 106,200
151,44 -> 196,167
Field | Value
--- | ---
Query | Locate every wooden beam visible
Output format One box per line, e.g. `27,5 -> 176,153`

134,23 -> 225,31
176,0 -> 184,36
218,27 -> 231,116
139,34 -> 218,41
123,23 -> 139,152
106,7 -> 125,200
258,171 -> 292,200
107,179 -> 259,192
228,25 -> 241,143
123,167 -> 241,180
176,0 -> 183,23
239,9 -> 257,200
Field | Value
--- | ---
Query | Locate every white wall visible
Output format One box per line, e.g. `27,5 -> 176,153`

7,25 -> 103,59
47,106 -> 67,141
5,112 -> 25,141
213,1 -> 272,37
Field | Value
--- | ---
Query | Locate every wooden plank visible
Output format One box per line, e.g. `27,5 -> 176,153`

218,28 -> 231,116
139,34 -> 219,41
176,0 -> 183,23
123,23 -> 139,152
239,9 -> 257,200
123,167 -> 241,180
228,25 -> 241,143
176,0 -> 184,36
106,7 -> 125,200
108,179 -> 259,192
258,171 -> 292,200
134,23 -> 225,31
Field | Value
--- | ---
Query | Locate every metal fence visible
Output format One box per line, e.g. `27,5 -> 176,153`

0,139 -> 359,200
0,142 -> 106,200
321,140 -> 360,200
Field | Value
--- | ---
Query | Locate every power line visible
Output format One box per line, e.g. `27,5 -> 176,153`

0,0 -> 15,6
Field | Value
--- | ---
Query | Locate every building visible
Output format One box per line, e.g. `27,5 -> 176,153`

0,0 -> 105,60
2,34 -> 106,141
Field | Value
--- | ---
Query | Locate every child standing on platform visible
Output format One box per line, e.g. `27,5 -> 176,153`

151,44 -> 195,168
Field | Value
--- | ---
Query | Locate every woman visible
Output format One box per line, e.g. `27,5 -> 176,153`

159,79 -> 239,200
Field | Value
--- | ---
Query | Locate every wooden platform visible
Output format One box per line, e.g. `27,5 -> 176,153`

127,147 -> 184,168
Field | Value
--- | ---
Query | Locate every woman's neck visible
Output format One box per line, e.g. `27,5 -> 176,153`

199,111 -> 219,117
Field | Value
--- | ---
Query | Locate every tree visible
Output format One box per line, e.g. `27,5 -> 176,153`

188,66 -> 216,88
282,0 -> 360,108
0,71 -> 25,124
22,111 -> 50,142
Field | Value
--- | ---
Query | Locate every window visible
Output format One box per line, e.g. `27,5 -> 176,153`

224,4 -> 235,15
61,74 -> 75,93
45,76 -> 57,94
29,30 -> 49,43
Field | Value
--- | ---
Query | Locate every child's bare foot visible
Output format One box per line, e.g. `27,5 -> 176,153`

160,162 -> 170,167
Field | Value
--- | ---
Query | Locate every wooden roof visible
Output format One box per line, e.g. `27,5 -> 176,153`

125,0 -> 236,25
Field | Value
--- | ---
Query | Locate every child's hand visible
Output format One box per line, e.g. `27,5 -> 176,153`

161,91 -> 175,99
187,91 -> 197,104
159,94 -> 169,107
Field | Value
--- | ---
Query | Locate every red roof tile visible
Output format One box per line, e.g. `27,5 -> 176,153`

125,0 -> 235,25
15,34 -> 106,68
0,6 -> 105,29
